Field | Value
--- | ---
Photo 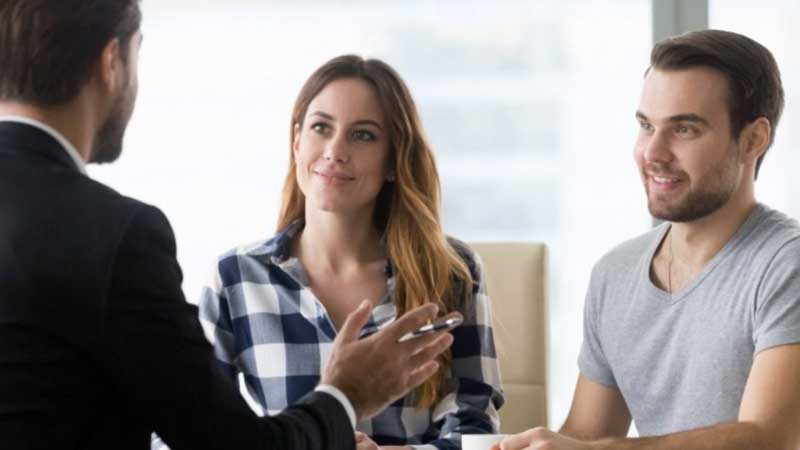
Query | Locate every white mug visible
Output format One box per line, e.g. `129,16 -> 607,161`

462,434 -> 507,450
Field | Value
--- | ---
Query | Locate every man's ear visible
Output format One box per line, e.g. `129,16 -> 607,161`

738,117 -> 771,165
96,38 -> 123,94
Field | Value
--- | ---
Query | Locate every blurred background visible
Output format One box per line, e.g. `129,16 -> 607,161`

89,0 -> 800,429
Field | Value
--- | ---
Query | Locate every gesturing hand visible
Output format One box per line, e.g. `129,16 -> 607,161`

321,300 -> 459,421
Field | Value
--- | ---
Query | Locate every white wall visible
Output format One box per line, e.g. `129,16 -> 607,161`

90,0 -> 654,428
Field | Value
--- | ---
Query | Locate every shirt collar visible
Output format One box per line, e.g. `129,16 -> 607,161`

261,219 -> 305,263
263,219 -> 394,276
0,116 -> 87,175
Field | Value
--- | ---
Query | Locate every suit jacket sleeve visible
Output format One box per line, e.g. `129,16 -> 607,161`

97,204 -> 355,450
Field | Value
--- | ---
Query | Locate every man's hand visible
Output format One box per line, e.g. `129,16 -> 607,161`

321,300 -> 458,421
355,432 -> 379,450
492,428 -> 593,450
355,432 -> 411,450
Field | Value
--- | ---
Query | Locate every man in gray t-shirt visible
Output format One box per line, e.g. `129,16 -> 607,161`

496,30 -> 800,450
580,203 -> 800,436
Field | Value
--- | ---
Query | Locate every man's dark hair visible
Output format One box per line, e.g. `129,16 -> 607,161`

650,29 -> 784,179
0,0 -> 141,106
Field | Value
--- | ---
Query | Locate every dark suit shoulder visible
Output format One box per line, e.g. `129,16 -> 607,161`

113,199 -> 178,258
0,161 -> 173,342
106,199 -> 185,312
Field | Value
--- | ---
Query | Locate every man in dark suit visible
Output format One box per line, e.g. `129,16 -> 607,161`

0,1 -> 456,449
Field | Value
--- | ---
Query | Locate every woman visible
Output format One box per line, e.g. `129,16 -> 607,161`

200,55 -> 503,449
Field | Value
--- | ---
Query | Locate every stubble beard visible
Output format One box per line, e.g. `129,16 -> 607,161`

90,75 -> 136,164
646,148 -> 740,223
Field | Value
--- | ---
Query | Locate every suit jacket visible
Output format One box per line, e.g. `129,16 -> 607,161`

0,121 -> 354,450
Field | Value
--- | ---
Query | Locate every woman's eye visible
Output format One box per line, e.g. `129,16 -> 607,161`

352,130 -> 376,141
310,122 -> 329,134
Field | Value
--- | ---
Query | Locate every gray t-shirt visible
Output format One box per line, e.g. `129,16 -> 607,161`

579,204 -> 800,436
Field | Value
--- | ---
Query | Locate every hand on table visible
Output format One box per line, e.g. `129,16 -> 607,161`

355,432 -> 379,450
321,300 -> 459,421
491,428 -> 592,450
355,432 -> 410,450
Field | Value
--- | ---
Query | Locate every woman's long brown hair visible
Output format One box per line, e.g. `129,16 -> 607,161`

277,55 -> 473,408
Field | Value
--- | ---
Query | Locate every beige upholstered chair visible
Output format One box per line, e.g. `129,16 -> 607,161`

469,242 -> 549,434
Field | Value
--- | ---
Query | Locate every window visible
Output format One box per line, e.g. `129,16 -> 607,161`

89,0 -> 652,425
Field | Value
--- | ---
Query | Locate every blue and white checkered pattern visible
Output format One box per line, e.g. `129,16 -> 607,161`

197,221 -> 504,450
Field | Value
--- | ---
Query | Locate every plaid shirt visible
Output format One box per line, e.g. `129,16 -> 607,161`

197,221 -> 503,450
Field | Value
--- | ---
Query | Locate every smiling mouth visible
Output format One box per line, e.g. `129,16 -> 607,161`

313,170 -> 355,182
647,173 -> 685,192
653,175 -> 680,184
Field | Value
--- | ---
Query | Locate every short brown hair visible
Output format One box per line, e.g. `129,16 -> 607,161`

0,0 -> 141,106
650,29 -> 784,178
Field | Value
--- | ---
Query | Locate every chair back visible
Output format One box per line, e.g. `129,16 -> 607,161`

470,242 -> 549,433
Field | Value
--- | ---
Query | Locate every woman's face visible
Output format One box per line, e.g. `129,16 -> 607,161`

294,78 -> 393,217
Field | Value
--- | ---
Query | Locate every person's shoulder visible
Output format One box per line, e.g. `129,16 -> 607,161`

211,226 -> 298,290
747,204 -> 800,264
217,238 -> 274,261
592,224 -> 666,279
446,235 -> 474,260
446,236 -> 482,276
69,175 -> 168,232
216,226 -> 293,263
53,175 -> 172,247
754,204 -> 800,246
70,172 -> 128,206
102,196 -> 181,268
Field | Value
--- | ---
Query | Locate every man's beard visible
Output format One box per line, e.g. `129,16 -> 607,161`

646,148 -> 740,223
90,77 -> 135,164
